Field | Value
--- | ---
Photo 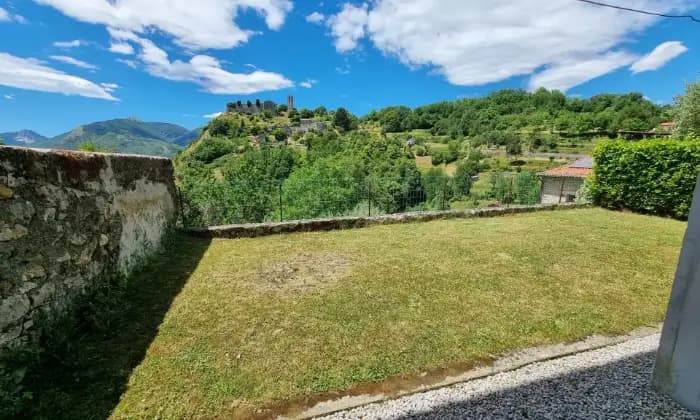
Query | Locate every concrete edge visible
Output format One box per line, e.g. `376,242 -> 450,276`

295,324 -> 662,419
184,203 -> 592,239
0,144 -> 173,160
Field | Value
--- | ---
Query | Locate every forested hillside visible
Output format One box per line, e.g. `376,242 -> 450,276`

174,86 -> 694,226
47,118 -> 192,157
366,89 -> 670,136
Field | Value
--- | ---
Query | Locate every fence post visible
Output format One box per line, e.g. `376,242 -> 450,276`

177,187 -> 187,228
368,181 -> 372,217
441,179 -> 447,211
509,177 -> 514,208
278,183 -> 283,222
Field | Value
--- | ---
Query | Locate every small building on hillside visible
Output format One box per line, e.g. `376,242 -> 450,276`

656,121 -> 677,133
539,158 -> 593,204
290,119 -> 326,134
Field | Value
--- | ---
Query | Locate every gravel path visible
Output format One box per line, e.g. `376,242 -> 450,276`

320,333 -> 699,419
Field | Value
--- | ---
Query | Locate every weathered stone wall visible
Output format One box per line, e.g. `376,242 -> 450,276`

185,203 -> 590,239
0,146 -> 178,350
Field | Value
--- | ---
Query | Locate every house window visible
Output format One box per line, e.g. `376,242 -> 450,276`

565,194 -> 576,203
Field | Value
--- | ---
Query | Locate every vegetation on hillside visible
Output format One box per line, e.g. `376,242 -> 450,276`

675,79 -> 700,137
175,83 -> 700,225
366,89 -> 670,136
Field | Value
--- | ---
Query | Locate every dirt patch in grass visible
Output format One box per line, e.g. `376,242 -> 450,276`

253,252 -> 352,292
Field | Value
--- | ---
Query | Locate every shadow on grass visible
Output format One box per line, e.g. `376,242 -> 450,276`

24,234 -> 211,420
394,351 -> 695,419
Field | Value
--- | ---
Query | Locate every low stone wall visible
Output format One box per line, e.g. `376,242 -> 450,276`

185,203 -> 591,239
0,146 -> 178,350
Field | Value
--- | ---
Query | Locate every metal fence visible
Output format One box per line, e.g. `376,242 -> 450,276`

178,174 -> 538,228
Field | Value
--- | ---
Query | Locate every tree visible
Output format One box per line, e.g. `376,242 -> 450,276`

209,118 -> 233,137
282,157 -> 358,220
314,106 -> 327,116
272,128 -> 288,144
300,108 -> 314,119
505,138 -> 522,156
277,104 -> 288,113
334,107 -> 352,131
514,171 -> 541,204
675,78 -> 700,137
452,161 -> 473,197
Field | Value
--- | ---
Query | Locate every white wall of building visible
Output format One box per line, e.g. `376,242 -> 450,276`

541,177 -> 584,204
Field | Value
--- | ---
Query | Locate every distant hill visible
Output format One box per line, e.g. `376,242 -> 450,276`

173,127 -> 203,146
0,130 -> 48,146
1,118 -> 203,157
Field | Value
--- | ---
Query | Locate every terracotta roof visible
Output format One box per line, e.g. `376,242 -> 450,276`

540,158 -> 593,178
540,166 -> 592,178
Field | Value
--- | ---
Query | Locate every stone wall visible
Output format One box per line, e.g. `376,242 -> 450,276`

0,146 -> 178,350
186,203 -> 590,239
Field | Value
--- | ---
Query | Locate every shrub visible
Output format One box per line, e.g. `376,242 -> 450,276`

190,137 -> 238,163
590,139 -> 700,219
431,153 -> 444,165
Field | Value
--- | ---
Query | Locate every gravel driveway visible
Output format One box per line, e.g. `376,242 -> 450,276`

320,333 -> 699,419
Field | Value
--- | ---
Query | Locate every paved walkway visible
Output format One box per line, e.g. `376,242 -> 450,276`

321,334 -> 699,419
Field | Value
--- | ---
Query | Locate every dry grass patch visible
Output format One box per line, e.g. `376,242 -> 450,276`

253,252 -> 352,292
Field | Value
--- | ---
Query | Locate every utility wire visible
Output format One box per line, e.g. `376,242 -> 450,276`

575,0 -> 700,23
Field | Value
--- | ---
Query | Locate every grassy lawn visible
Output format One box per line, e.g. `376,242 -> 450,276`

32,209 -> 684,419
414,155 -> 457,175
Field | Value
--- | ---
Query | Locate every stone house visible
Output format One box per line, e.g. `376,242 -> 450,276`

539,158 -> 593,204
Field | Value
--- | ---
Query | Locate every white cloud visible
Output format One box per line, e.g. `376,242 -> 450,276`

50,55 -> 99,70
203,111 -> 223,119
116,58 -> 138,69
36,0 -> 293,50
327,3 -> 368,52
528,51 -> 638,92
335,65 -> 351,75
0,6 -> 27,23
126,35 -> 293,94
306,11 -> 325,24
4,94 -> 14,100
53,39 -> 82,48
0,52 -> 117,100
631,41 -> 688,74
100,82 -> 119,92
299,79 -> 318,88
327,0 -> 689,91
109,42 -> 135,55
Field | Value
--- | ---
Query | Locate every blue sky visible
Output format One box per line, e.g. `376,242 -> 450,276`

0,0 -> 699,136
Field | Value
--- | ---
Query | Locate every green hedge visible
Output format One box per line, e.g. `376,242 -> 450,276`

591,139 -> 700,219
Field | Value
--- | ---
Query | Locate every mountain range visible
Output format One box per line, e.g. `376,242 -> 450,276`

0,118 -> 201,157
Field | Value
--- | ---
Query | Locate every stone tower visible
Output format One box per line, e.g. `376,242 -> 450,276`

287,95 -> 294,111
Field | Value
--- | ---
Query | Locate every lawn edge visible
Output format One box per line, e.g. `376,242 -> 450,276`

295,324 -> 662,419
